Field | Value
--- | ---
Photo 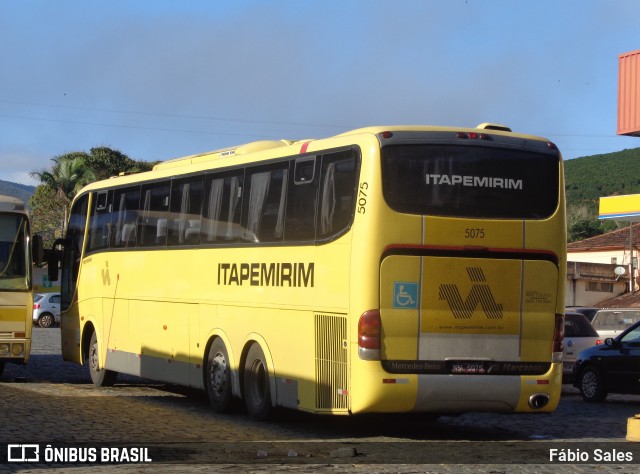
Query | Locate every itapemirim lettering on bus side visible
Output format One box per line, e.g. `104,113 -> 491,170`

217,262 -> 315,287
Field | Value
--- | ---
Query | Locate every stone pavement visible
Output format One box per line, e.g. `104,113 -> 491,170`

1,328 -> 639,473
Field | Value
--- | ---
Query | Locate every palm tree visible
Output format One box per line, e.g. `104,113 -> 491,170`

30,153 -> 96,232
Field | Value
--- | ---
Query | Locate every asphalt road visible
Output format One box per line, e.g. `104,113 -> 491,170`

1,328 -> 639,473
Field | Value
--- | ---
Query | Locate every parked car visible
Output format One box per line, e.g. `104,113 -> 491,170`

32,293 -> 61,328
590,308 -> 640,338
564,306 -> 598,322
562,312 -> 602,383
573,319 -> 640,402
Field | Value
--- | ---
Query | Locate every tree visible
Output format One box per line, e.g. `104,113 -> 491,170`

84,147 -> 154,180
29,185 -> 67,249
568,218 -> 617,242
30,154 -> 96,235
30,154 -> 95,201
29,147 -> 155,240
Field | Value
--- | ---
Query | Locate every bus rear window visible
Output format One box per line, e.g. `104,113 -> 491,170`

381,145 -> 560,219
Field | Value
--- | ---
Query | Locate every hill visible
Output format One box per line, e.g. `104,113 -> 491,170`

0,179 -> 35,204
564,147 -> 640,205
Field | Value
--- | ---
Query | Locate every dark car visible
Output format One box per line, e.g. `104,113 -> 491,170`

573,319 -> 640,402
562,312 -> 602,383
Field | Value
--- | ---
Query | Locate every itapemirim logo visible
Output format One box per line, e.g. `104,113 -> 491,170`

438,267 -> 504,319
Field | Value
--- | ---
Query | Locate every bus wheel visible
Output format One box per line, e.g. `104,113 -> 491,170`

88,332 -> 117,387
206,338 -> 233,413
578,366 -> 607,402
243,343 -> 272,421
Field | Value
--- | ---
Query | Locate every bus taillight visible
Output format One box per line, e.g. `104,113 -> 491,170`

358,310 -> 381,361
456,132 -> 492,140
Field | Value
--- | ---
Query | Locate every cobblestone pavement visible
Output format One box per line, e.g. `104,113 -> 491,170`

1,328 -> 639,473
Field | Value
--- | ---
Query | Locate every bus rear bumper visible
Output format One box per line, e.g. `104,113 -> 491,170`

350,362 -> 561,414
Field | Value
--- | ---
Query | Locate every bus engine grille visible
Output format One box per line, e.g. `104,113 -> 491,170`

314,313 -> 349,411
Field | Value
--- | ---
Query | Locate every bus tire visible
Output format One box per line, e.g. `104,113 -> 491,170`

243,343 -> 272,421
206,338 -> 233,413
88,332 -> 117,387
578,366 -> 607,402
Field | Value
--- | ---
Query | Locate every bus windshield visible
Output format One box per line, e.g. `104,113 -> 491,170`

381,144 -> 560,219
0,214 -> 29,290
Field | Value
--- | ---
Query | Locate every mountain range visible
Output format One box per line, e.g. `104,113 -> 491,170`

0,179 -> 36,204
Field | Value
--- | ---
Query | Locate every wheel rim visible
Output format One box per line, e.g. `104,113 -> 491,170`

40,315 -> 53,327
90,342 -> 100,372
249,359 -> 267,404
209,352 -> 228,399
581,370 -> 598,398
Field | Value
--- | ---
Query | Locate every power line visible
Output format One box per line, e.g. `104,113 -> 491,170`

0,98 -> 347,131
0,113 -> 292,139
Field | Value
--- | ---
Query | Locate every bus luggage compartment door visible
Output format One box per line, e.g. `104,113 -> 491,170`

379,254 -> 559,366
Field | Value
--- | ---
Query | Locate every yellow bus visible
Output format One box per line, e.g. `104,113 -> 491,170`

0,195 -> 38,378
52,124 -> 566,418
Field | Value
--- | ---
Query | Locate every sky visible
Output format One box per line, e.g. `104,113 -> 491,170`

1,0 -> 639,186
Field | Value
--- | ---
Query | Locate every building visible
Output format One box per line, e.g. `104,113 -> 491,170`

566,223 -> 640,306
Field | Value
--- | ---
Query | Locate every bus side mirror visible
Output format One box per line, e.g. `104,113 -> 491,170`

47,250 -> 59,282
32,234 -> 44,265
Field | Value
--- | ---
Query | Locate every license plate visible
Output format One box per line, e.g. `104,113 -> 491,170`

451,362 -> 486,374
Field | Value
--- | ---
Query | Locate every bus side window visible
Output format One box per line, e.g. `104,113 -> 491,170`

112,187 -> 141,248
88,191 -> 113,252
317,150 -> 358,239
169,177 -> 204,246
204,172 -> 245,242
139,183 -> 171,247
245,164 -> 289,243
285,156 -> 318,241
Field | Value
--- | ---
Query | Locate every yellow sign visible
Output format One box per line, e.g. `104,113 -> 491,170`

599,194 -> 640,222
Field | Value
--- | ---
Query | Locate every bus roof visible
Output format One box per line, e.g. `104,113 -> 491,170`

77,124 -> 553,194
153,139 -> 298,171
0,194 -> 27,214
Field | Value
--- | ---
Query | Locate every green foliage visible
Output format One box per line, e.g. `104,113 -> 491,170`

28,185 -> 67,248
564,147 -> 640,241
84,147 -> 154,180
567,218 -> 617,242
28,147 -> 153,238
30,154 -> 96,202
564,148 -> 640,201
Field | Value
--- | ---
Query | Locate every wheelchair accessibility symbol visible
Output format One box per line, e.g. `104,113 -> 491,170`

393,282 -> 419,309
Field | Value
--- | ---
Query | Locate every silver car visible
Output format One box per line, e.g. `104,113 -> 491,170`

590,308 -> 640,338
32,293 -> 61,328
563,312 -> 602,383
